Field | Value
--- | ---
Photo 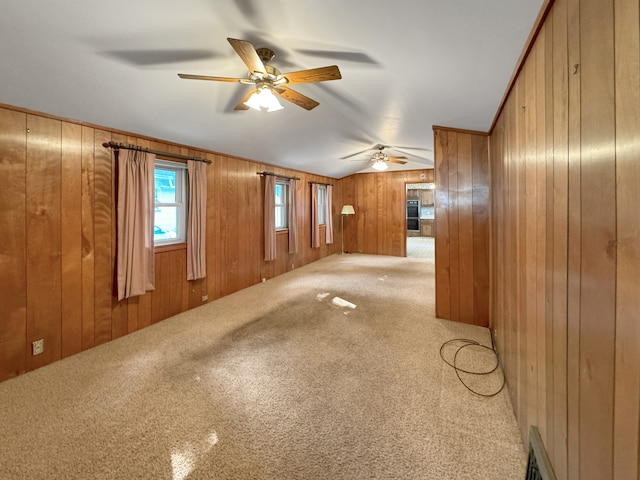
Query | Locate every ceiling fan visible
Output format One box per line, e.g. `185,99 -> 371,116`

178,38 -> 342,112
341,144 -> 409,171
341,143 -> 433,170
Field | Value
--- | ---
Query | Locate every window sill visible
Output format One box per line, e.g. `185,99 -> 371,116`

276,229 -> 289,234
154,242 -> 187,253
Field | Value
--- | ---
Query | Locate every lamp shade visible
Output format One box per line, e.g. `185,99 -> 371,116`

341,205 -> 355,215
244,86 -> 284,112
372,160 -> 388,171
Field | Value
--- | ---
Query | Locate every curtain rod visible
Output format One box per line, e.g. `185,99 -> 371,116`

103,141 -> 212,165
256,171 -> 300,181
309,181 -> 333,187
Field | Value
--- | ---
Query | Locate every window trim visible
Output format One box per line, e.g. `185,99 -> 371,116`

317,185 -> 327,226
154,159 -> 188,246
275,179 -> 289,231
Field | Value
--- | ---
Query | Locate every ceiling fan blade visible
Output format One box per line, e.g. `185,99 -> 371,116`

178,73 -> 245,82
227,37 -> 266,74
388,155 -> 407,160
275,86 -> 319,110
294,49 -> 378,65
387,157 -> 408,164
105,49 -> 220,66
389,148 -> 430,161
282,66 -> 342,85
388,145 -> 432,151
234,89 -> 254,110
340,148 -> 374,160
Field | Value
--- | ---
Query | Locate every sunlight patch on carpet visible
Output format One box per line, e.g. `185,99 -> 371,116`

171,449 -> 195,480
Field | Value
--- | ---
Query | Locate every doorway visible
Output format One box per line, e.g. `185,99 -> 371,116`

406,183 -> 435,259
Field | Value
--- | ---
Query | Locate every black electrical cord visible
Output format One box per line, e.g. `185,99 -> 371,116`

439,338 -> 506,397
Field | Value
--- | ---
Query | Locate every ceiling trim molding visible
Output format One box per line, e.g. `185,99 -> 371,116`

432,125 -> 489,136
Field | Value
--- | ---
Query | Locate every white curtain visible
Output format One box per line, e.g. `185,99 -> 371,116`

116,150 -> 155,300
311,183 -> 320,248
187,159 -> 207,280
288,179 -> 298,254
325,184 -> 334,244
264,175 -> 277,261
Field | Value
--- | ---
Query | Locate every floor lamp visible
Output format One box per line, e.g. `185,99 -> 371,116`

340,205 -> 355,254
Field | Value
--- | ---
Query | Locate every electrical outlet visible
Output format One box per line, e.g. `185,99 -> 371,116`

291,264 -> 294,270
262,278 -> 266,283
32,339 -> 44,356
201,295 -> 208,302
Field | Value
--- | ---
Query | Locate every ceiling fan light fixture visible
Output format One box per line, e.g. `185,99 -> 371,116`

244,84 -> 283,112
372,159 -> 388,171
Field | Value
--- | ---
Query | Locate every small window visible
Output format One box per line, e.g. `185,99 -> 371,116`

275,180 -> 289,230
154,159 -> 187,245
317,186 -> 327,225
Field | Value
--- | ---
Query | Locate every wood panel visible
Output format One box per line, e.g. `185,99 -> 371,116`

515,71 -> 529,439
535,26 -> 549,445
489,0 -> 640,478
0,108 -> 27,379
81,126 -> 96,350
93,129 -> 113,346
457,134 -> 474,322
613,0 -> 640,478
471,135 -> 490,334
579,1 -> 616,478
226,160 -> 240,294
435,132 -> 451,320
447,132 -> 461,323
550,1 -> 569,475
566,0 -> 582,477
542,14 -> 555,466
26,114 -> 62,370
209,154 -> 222,299
61,122 -> 83,357
524,50 -> 539,437
217,155 -> 229,296
433,127 -> 489,327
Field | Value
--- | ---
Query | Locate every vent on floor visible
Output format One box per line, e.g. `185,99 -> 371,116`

526,426 -> 557,480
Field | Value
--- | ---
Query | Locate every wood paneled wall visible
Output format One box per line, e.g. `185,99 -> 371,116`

340,169 -> 434,257
433,128 -> 490,327
489,0 -> 640,478
0,105 -> 340,382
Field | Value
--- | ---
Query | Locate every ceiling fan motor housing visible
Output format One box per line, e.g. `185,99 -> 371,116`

256,47 -> 276,64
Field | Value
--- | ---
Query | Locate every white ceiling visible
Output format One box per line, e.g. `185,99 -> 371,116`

0,0 -> 543,178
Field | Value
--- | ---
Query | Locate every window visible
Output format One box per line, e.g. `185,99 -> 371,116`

275,180 -> 289,230
317,186 -> 327,225
154,159 -> 187,245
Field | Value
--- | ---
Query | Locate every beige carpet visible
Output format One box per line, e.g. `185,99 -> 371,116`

0,253 -> 525,479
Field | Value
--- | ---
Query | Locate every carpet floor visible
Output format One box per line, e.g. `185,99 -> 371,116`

0,253 -> 525,479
